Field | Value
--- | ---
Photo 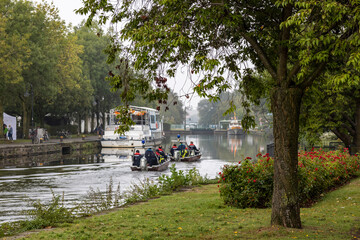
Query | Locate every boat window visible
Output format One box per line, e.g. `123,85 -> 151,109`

150,115 -> 155,124
132,115 -> 145,125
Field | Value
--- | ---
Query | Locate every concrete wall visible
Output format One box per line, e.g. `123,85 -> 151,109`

0,141 -> 101,159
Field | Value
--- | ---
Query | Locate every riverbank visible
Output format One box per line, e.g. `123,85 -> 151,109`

0,136 -> 101,159
13,178 -> 360,239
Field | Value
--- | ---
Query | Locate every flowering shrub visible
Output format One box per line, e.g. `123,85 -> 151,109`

218,149 -> 360,208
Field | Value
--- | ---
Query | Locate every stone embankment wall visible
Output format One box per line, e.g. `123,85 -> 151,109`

0,141 -> 101,159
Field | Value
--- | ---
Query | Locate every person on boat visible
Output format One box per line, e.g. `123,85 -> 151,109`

133,150 -> 142,167
145,147 -> 158,166
189,141 -> 200,155
155,149 -> 164,164
158,146 -> 167,159
177,143 -> 188,158
156,146 -> 167,162
170,144 -> 177,156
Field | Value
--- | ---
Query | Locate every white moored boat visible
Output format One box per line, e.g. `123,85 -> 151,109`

101,106 -> 164,148
227,114 -> 244,135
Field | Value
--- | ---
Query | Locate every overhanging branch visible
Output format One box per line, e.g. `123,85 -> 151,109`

240,32 -> 277,81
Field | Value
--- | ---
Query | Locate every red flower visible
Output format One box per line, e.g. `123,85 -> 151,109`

315,168 -> 318,171
253,179 -> 257,183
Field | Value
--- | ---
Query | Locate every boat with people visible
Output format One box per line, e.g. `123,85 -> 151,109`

130,147 -> 170,171
227,113 -> 244,135
169,138 -> 202,162
101,106 -> 164,148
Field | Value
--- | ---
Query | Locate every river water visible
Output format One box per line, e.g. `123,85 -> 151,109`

0,133 -> 272,223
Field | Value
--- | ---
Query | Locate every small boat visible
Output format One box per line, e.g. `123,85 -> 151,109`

101,106 -> 164,148
173,154 -> 202,162
130,155 -> 170,171
169,139 -> 202,162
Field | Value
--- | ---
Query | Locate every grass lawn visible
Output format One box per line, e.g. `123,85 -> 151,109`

17,178 -> 360,240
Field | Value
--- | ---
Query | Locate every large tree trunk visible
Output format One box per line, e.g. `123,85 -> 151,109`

91,112 -> 95,133
0,102 -> 4,138
22,101 -> 29,139
77,113 -> 82,135
85,112 -> 89,134
102,111 -> 106,128
351,97 -> 360,154
271,87 -> 303,228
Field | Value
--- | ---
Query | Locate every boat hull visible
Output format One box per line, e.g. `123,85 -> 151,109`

170,154 -> 202,162
227,128 -> 244,135
130,160 -> 170,171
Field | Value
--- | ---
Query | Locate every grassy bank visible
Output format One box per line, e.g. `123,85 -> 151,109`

16,178 -> 360,240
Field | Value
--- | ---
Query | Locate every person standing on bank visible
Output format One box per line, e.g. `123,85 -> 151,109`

8,125 -> 13,141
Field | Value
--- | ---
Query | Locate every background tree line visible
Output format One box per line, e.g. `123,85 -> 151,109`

0,0 -> 184,138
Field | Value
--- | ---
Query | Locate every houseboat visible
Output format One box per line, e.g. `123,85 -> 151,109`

101,106 -> 164,148
227,115 -> 244,135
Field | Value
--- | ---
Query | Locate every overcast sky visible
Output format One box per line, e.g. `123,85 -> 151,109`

40,0 -> 201,109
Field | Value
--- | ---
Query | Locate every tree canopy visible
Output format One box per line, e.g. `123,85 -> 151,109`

78,0 -> 360,228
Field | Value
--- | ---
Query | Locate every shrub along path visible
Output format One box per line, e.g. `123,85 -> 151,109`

14,178 -> 360,240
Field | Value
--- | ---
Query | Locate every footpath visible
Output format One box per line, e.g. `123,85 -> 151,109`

0,135 -> 100,148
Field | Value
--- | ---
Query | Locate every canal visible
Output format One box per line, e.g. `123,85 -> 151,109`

0,133 -> 272,223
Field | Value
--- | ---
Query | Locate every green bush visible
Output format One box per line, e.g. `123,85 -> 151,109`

158,164 -> 210,193
219,149 -> 360,208
25,190 -> 75,228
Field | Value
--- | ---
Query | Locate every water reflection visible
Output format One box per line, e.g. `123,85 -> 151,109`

163,133 -> 271,162
0,133 -> 272,223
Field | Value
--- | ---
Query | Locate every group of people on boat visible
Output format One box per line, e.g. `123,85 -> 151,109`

132,141 -> 201,167
132,145 -> 168,167
170,141 -> 200,158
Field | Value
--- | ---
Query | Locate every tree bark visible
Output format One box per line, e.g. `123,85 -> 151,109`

332,128 -> 351,147
77,113 -> 82,135
271,87 -> 303,229
0,102 -> 4,138
102,111 -> 106,128
22,101 -> 29,139
353,97 -> 360,154
91,112 -> 95,133
85,112 -> 89,134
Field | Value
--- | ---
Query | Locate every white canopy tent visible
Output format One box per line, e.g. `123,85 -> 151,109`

3,113 -> 17,140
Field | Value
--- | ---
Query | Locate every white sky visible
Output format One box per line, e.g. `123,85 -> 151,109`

40,0 -> 201,109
